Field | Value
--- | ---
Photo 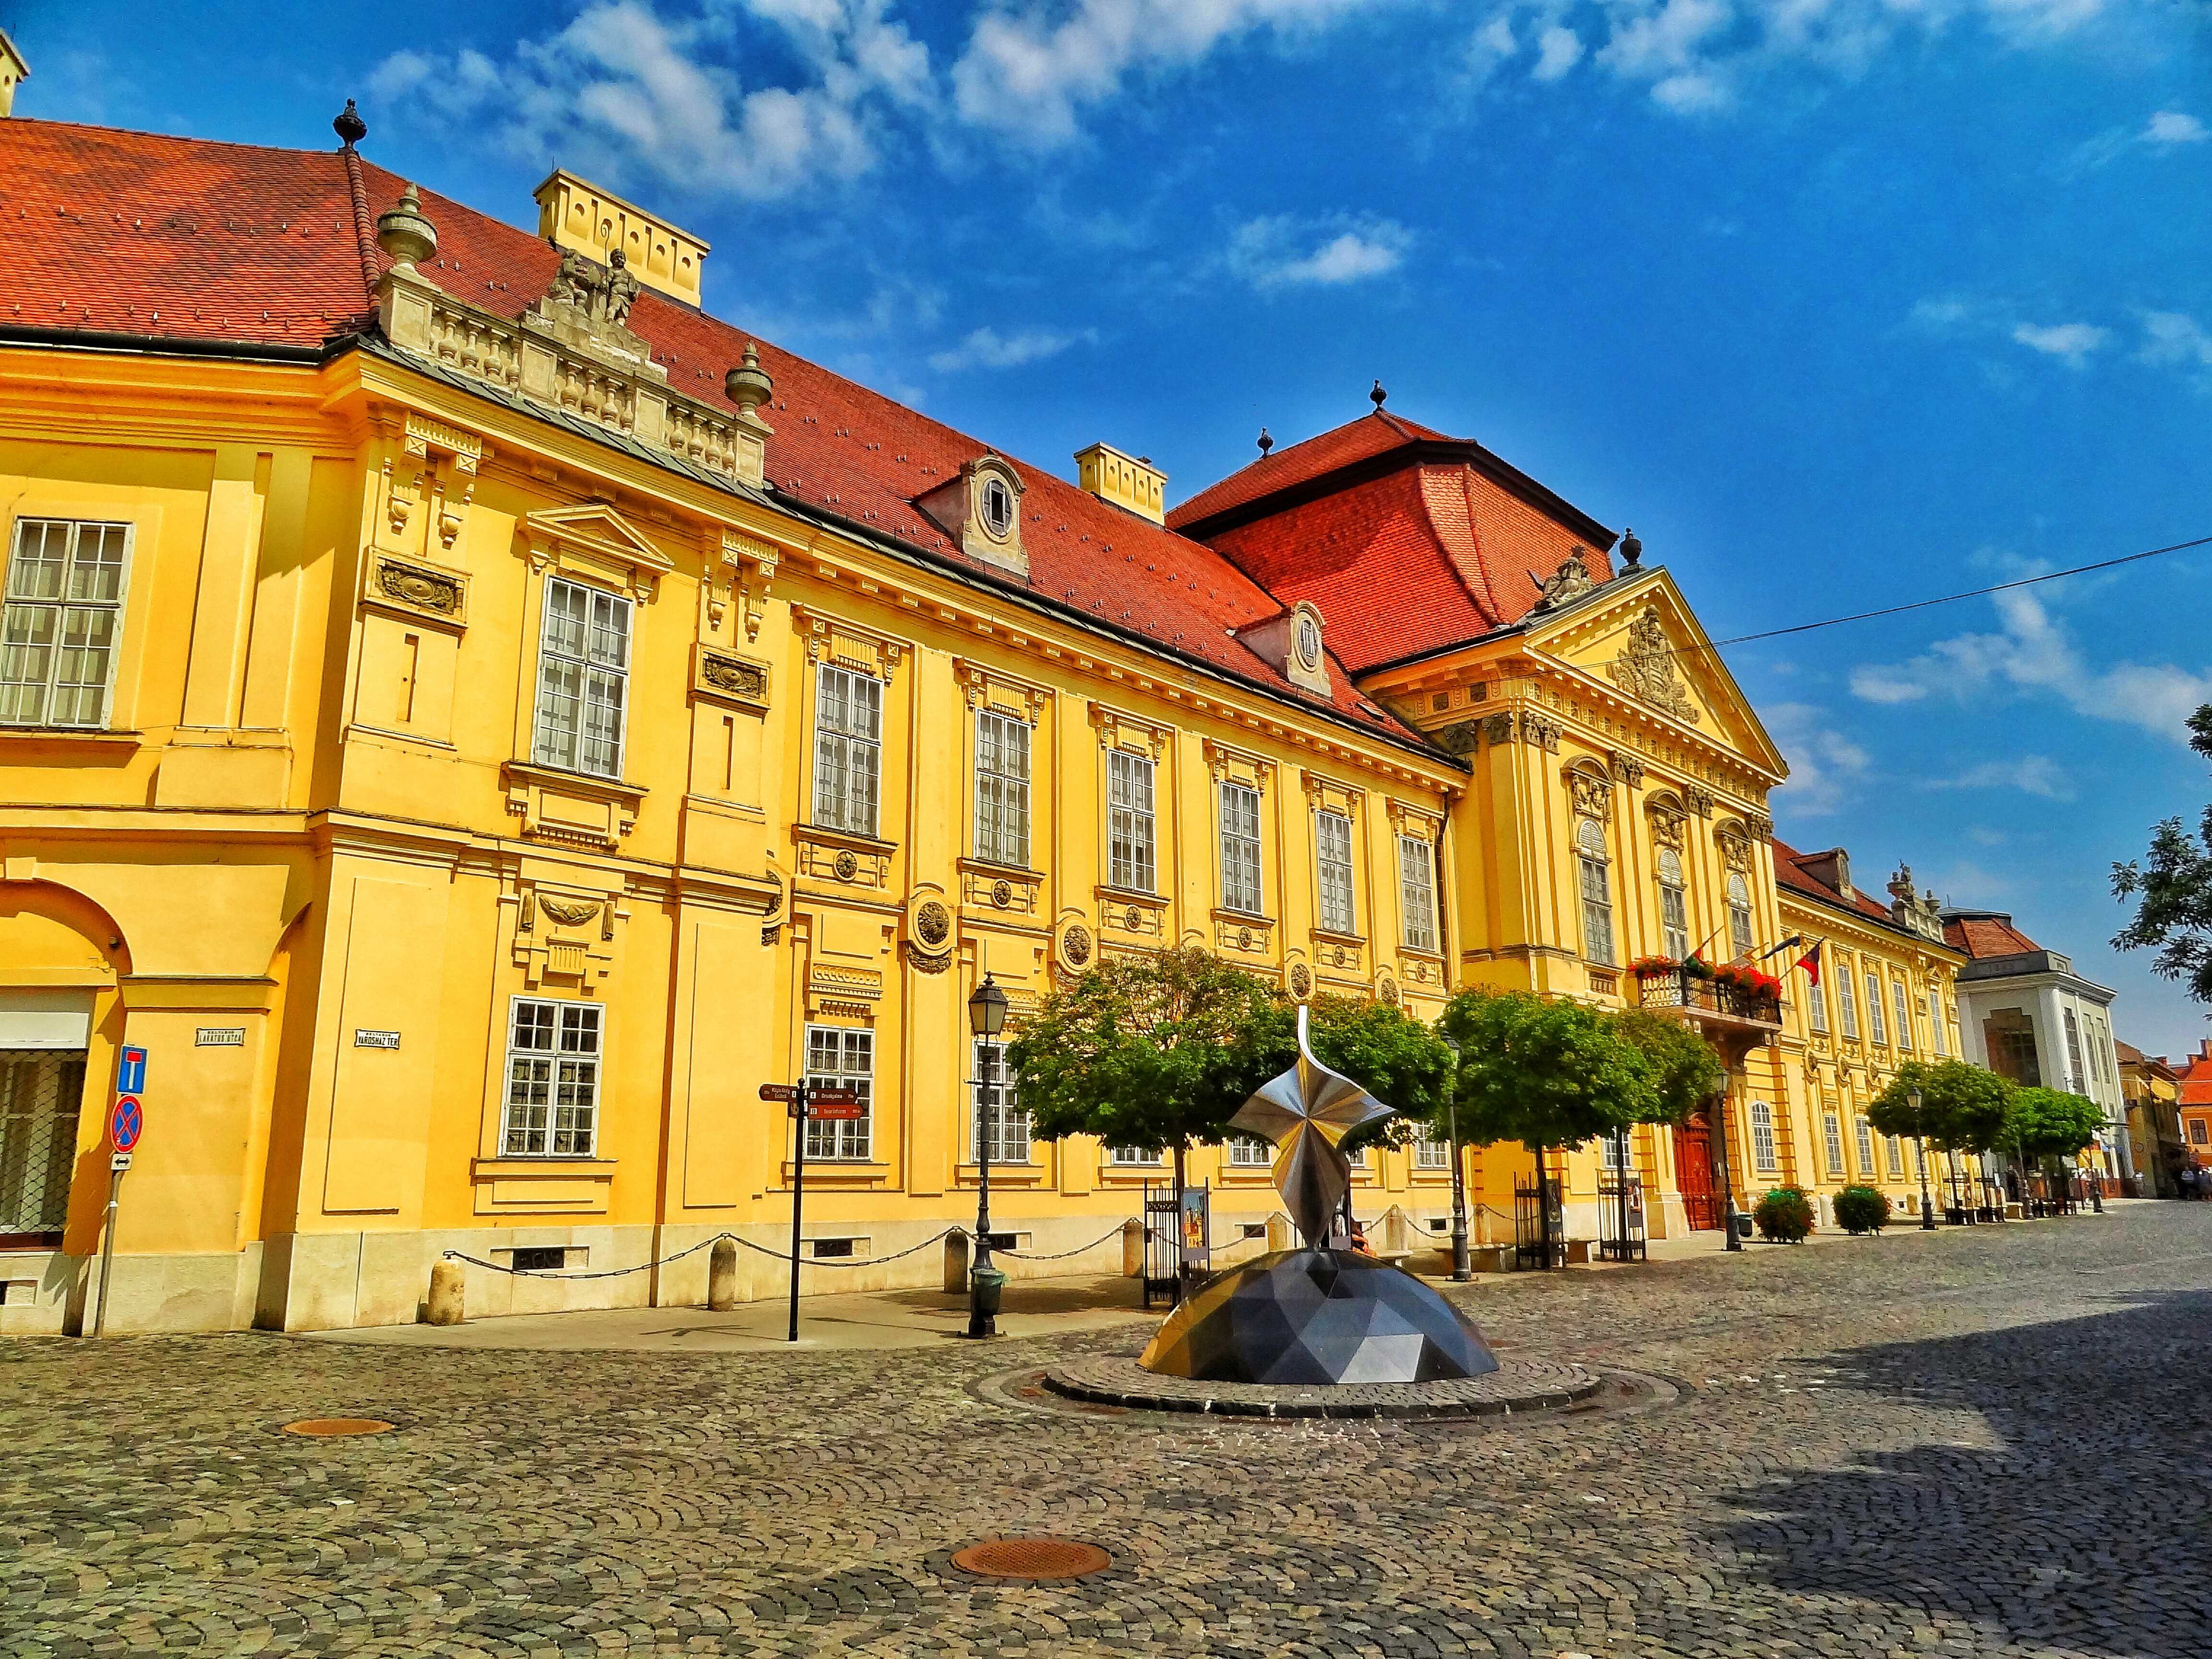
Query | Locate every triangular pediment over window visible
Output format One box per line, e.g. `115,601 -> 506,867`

521,502 -> 673,598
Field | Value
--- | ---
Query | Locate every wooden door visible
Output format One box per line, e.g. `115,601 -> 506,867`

1673,1118 -> 1723,1230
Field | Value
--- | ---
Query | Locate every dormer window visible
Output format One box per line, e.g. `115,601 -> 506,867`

982,476 -> 1013,540
1296,612 -> 1322,670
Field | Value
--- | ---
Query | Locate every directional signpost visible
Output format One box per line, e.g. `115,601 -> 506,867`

759,1079 -> 864,1342
95,1046 -> 149,1337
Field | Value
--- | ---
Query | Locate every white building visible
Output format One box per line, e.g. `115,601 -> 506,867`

1942,908 -> 2129,1181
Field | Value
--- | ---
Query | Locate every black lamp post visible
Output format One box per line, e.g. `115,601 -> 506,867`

966,973 -> 1009,1340
1913,1087 -> 1936,1230
1443,1036 -> 1470,1281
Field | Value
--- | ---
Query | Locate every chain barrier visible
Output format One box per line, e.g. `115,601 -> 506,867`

989,1225 -> 1131,1262
444,1226 -> 964,1279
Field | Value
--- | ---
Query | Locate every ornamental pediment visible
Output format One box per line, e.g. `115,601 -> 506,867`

521,502 -> 673,596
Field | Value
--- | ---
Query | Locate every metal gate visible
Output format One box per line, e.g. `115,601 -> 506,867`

1514,1175 -> 1564,1270
1,1049 -> 86,1247
1141,1181 -> 1209,1309
1598,1173 -> 1647,1262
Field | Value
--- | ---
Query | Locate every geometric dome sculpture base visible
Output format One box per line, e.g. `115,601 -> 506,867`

1138,1250 -> 1500,1386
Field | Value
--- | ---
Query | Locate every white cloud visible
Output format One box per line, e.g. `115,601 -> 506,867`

1766,701 -> 1874,818
1226,214 -> 1412,289
926,325 -> 1096,371
1922,755 -> 2077,800
2010,321 -> 2110,365
2138,311 -> 2212,370
1850,586 -> 2212,743
2145,109 -> 2208,145
950,0 -> 1393,144
368,0 -> 928,200
1531,24 -> 1585,81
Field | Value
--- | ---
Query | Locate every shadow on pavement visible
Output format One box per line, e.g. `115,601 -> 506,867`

1715,1288 -> 2212,1658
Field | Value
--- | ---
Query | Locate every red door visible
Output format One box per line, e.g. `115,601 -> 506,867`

1674,1119 -> 1723,1230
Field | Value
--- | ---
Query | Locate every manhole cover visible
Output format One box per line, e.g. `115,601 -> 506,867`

951,1537 -> 1112,1579
281,1418 -> 395,1437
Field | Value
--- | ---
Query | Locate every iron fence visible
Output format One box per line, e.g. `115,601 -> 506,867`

1597,1172 -> 1647,1263
1514,1175 -> 1565,1270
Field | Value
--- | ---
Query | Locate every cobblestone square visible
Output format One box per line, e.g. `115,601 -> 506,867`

3,1204 -> 2205,1658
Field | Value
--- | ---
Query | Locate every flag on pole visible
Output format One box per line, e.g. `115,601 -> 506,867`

1795,939 -> 1823,988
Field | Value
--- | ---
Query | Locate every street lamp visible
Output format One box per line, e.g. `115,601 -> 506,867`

966,973 -> 1009,1339
1912,1086 -> 1936,1230
1443,1036 -> 1470,1281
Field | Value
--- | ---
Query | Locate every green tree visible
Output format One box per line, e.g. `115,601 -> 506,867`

1007,945 -> 1283,1202
1436,989 -> 1659,1153
2112,704 -> 2212,1004
1868,1059 -> 2016,1154
1614,1010 -> 1726,1127
2008,1086 -> 2105,1173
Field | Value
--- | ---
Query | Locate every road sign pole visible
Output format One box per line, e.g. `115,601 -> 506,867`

93,1159 -> 125,1338
788,1080 -> 806,1344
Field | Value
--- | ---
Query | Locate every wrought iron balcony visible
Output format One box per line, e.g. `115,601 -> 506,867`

1629,969 -> 1782,1060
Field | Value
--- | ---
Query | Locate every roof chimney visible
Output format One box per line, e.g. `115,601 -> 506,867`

0,30 -> 29,117
1073,442 -> 1166,525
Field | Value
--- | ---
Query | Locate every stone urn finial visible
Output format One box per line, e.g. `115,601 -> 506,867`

726,340 -> 774,419
333,99 -> 367,150
376,184 -> 437,272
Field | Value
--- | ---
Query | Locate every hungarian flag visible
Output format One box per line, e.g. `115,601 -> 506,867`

1795,940 -> 1823,988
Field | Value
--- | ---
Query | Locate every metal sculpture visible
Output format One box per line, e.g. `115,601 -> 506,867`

1229,1004 -> 1393,1248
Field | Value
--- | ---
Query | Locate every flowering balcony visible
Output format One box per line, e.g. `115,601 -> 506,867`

1628,962 -> 1782,1063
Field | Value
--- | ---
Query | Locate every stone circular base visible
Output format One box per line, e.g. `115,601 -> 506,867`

1043,1351 -> 1599,1420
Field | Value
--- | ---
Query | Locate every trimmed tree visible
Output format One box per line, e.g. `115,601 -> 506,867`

1437,988 -> 1659,1261
2008,1086 -> 2106,1188
1614,1010 -> 1726,1127
1869,1058 -> 2016,1207
1007,945 -> 1283,1206
2111,704 -> 2212,1006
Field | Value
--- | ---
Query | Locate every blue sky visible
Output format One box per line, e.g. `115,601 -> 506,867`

16,0 -> 2212,1053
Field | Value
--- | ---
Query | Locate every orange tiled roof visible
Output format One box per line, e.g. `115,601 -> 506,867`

1941,913 -> 2044,960
0,117 -> 1438,747
1168,409 -> 1616,673
1771,838 -> 1908,930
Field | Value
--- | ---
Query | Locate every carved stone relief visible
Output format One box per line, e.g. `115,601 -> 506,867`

1568,768 -> 1613,823
1608,606 -> 1701,725
1608,749 -> 1645,788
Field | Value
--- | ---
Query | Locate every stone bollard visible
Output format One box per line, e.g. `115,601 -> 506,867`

943,1228 -> 970,1292
1266,1214 -> 1295,1252
1121,1216 -> 1146,1277
708,1238 -> 738,1311
426,1258 -> 465,1326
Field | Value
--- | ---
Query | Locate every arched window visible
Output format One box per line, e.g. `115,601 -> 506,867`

1726,870 -> 1754,958
1577,817 -> 1615,967
1655,846 -> 1690,961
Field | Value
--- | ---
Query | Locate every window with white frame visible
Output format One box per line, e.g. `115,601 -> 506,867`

1932,1001 -> 1948,1056
1399,834 -> 1439,954
1109,1144 -> 1160,1165
971,1038 -> 1029,1164
1854,1117 -> 1877,1177
812,664 -> 883,836
2064,1008 -> 2086,1091
1837,964 -> 1860,1039
532,577 -> 631,778
1219,780 -> 1263,914
1344,1143 -> 1368,1168
1107,750 -> 1156,892
1751,1100 -> 1778,1172
1914,1140 -> 1927,1176
1806,976 -> 1829,1034
1,518 -> 132,729
1887,1135 -> 1905,1177
1227,1135 -> 1271,1167
1599,1129 -> 1631,1172
1864,972 -> 1887,1045
1315,810 -> 1355,934
1726,870 -> 1755,958
1576,818 -> 1615,967
1656,846 -> 1691,961
1892,981 -> 1913,1050
974,709 -> 1031,867
1822,1111 -> 1844,1176
803,1025 -> 873,1161
501,998 -> 602,1157
1416,1131 -> 1451,1170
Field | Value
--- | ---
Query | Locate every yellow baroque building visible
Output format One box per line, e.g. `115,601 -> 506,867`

2,111 -> 1832,1333
1772,844 -> 1966,1221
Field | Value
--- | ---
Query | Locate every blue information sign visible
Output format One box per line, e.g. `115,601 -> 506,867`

116,1045 -> 147,1097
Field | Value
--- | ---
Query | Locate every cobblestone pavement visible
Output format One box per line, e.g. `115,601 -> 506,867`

4,1204 -> 2207,1659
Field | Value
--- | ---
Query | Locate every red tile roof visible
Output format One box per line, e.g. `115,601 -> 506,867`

1940,912 -> 2045,960
0,117 -> 1433,747
1771,839 -> 1920,932
1167,407 -> 1621,673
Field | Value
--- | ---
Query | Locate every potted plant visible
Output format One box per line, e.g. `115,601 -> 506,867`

1681,954 -> 1716,980
1833,1185 -> 1891,1235
1627,954 -> 1681,980
1753,1184 -> 1815,1243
